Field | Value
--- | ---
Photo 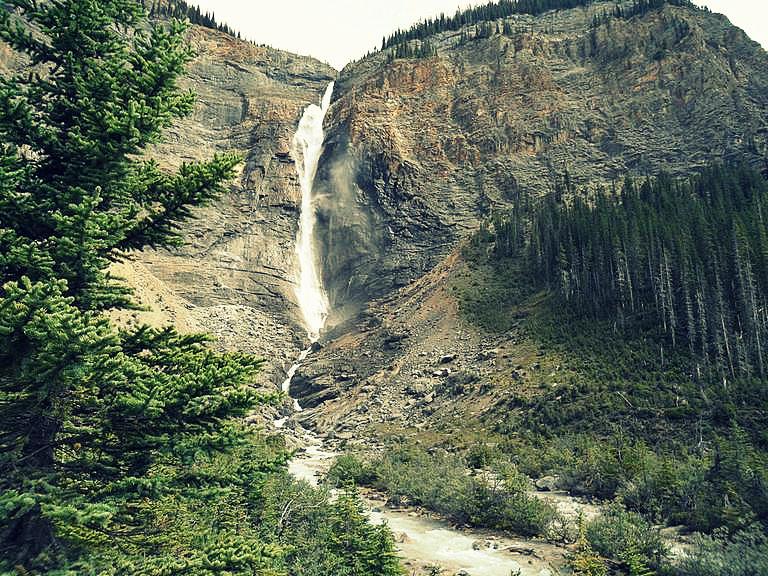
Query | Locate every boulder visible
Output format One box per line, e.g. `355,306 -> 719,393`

535,476 -> 560,492
405,379 -> 432,397
382,330 -> 409,349
476,349 -> 499,361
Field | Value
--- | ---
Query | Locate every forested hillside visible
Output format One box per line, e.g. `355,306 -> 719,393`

502,164 -> 768,379
453,162 -> 768,571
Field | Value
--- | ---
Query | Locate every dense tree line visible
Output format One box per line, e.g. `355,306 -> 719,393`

592,0 -> 693,29
450,19 -> 536,48
141,0 -> 241,38
621,0 -> 692,18
382,0 -> 698,54
382,0 -> 596,51
0,1 -> 401,572
493,164 -> 768,380
388,38 -> 437,61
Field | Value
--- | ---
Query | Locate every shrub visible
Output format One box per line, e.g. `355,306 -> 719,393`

559,437 -> 638,499
340,445 -> 556,537
587,503 -> 668,571
469,464 -> 556,536
466,443 -> 502,469
678,430 -> 768,533
547,511 -> 578,545
327,454 -> 379,487
675,525 -> 768,576
571,517 -> 608,576
619,454 -> 688,524
256,477 -> 403,576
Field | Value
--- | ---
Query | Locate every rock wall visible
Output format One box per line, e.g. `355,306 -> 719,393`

124,26 -> 336,386
311,0 -> 768,334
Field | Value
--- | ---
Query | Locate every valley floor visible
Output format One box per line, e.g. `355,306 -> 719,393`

286,430 -> 567,576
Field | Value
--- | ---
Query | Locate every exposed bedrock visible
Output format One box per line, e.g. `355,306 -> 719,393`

294,0 -> 768,417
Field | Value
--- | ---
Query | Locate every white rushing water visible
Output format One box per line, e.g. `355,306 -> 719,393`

288,441 -> 554,576
280,346 -> 311,414
280,82 -> 334,413
291,81 -> 334,342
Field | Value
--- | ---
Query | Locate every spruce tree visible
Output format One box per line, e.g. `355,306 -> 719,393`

0,0 -> 259,570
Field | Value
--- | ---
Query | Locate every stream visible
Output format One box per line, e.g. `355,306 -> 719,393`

286,431 -> 561,576
282,82 -> 562,575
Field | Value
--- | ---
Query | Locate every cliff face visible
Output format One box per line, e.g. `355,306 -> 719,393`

2,3 -> 767,416
0,22 -> 339,387
293,1 -> 768,427
117,26 -> 336,386
312,0 -> 768,331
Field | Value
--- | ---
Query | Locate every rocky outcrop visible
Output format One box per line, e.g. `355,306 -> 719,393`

310,0 -> 768,334
294,1 -> 768,423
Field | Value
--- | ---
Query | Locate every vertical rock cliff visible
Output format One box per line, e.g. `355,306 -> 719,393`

114,26 -> 336,385
310,0 -> 768,334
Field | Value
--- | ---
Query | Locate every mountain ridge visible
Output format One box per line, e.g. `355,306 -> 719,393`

308,0 -> 767,336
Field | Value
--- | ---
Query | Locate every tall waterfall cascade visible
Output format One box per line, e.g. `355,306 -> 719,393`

279,81 -> 334,413
290,81 -> 334,342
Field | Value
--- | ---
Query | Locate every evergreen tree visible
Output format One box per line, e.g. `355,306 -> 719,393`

0,0 -> 258,570
149,0 -> 241,39
508,163 -> 768,379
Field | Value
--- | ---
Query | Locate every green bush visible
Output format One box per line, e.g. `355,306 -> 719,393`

676,525 -> 768,576
346,445 -> 556,537
587,503 -> 668,571
472,464 -> 556,536
619,454 -> 689,524
571,518 -> 608,576
678,431 -> 768,533
466,442 -> 502,469
327,454 -> 379,487
374,447 -> 476,521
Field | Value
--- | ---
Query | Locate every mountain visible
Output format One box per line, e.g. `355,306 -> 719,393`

3,0 -> 767,571
106,1 -> 768,408
295,0 -> 768,420
103,0 -> 768,502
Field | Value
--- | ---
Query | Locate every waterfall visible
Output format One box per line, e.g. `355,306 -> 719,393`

290,81 -> 334,342
280,82 -> 334,413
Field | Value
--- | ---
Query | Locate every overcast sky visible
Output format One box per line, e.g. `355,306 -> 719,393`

191,1 -> 768,70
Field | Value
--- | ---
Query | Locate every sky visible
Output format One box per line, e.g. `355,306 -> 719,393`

190,1 -> 768,70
